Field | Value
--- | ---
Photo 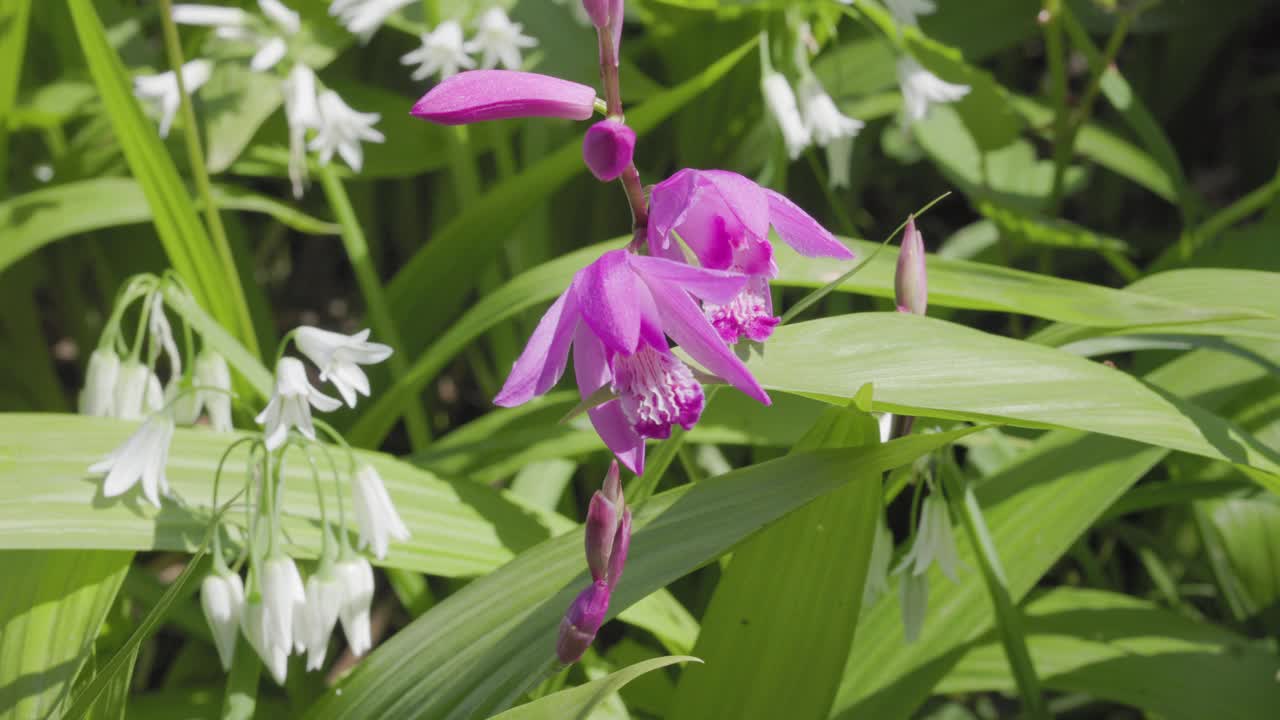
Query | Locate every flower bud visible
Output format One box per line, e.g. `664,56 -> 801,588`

582,0 -> 611,28
582,119 -> 636,182
555,580 -> 611,665
79,348 -> 121,417
585,461 -> 625,582
895,216 -> 927,316
606,507 -> 631,591
411,70 -> 597,125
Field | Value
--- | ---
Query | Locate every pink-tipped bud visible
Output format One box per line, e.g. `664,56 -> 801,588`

606,508 -> 631,591
583,119 -> 636,182
411,70 -> 597,126
895,216 -> 928,315
582,0 -> 611,28
556,581 -> 611,665
585,490 -> 620,582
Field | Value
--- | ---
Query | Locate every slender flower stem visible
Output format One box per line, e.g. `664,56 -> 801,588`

1042,0 -> 1070,212
596,17 -> 649,247
157,0 -> 260,358
318,165 -> 433,448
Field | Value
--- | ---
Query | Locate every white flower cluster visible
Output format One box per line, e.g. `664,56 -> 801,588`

400,8 -> 538,83
83,278 -> 410,683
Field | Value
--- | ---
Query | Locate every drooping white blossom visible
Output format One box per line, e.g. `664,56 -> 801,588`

400,20 -> 475,81
89,414 -> 175,507
201,570 -> 246,670
299,571 -> 344,669
174,1 -> 300,72
295,326 -> 393,408
283,63 -> 322,198
113,360 -> 164,421
351,464 -> 410,560
897,56 -> 970,124
465,8 -> 537,71
894,491 -> 960,643
335,556 -> 375,656
308,91 -> 385,173
798,74 -> 863,148
260,556 -> 307,661
79,348 -> 121,417
256,357 -> 341,451
241,599 -> 290,684
329,0 -> 416,42
133,60 -> 214,138
761,71 -> 811,160
194,349 -> 235,432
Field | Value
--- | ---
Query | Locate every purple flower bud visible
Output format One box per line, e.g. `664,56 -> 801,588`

582,0 -> 611,28
556,580 -> 611,665
411,70 -> 597,126
895,216 -> 928,316
582,119 -> 636,182
606,508 -> 631,591
585,491 -> 620,583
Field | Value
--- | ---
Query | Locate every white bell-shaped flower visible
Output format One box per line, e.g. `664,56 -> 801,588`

175,1 -> 299,72
335,556 -> 375,656
308,91 -> 385,174
465,8 -> 537,71
899,569 -> 929,643
132,60 -> 214,138
201,570 -> 246,670
897,56 -> 970,124
329,0 -> 416,42
400,20 -> 475,81
295,327 -> 393,408
897,492 -> 960,582
241,599 -> 290,685
113,360 -> 164,420
283,64 -> 322,198
194,349 -> 235,432
79,348 -> 121,417
797,74 -> 864,148
352,465 -> 411,560
260,556 -> 306,659
761,71 -> 811,160
256,357 -> 341,451
300,570 -> 345,669
89,414 -> 175,507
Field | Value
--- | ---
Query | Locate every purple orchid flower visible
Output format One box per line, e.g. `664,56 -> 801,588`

647,169 -> 855,344
411,70 -> 597,125
494,248 -> 770,474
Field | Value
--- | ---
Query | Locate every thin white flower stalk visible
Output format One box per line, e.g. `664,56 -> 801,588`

173,1 -> 300,72
400,20 -> 475,81
335,555 -> 375,655
329,0 -> 416,42
133,60 -> 214,138
308,90 -> 385,173
201,570 -> 246,670
897,56 -> 970,124
761,71 -> 811,160
465,8 -> 538,71
295,326 -> 393,408
256,357 -> 342,451
351,464 -> 410,560
89,413 -> 175,507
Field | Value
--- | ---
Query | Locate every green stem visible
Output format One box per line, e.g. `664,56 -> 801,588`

1043,0 -> 1070,212
318,164 -> 433,448
941,454 -> 1049,719
157,0 -> 260,359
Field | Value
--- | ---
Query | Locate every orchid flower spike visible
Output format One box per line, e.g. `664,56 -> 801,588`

256,356 -> 341,451
295,326 -> 393,408
556,580 -> 611,665
647,169 -> 854,344
412,70 -> 597,126
400,20 -> 475,81
466,8 -> 538,71
897,56 -> 970,124
583,119 -> 636,182
495,249 -> 769,474
895,216 -> 928,315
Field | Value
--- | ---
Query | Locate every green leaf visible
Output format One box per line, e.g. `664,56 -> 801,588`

670,406 -> 882,720
0,551 -> 131,719
0,0 -> 31,192
937,588 -> 1280,719
303,429 -> 974,720
491,656 -> 700,720
745,313 -> 1280,475
0,414 -> 553,577
387,37 -> 760,355
830,344 -> 1275,718
1205,496 -> 1280,613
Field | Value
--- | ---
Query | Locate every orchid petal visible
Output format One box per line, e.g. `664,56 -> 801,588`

647,169 -> 697,253
573,325 -> 644,474
494,287 -> 580,406
411,70 -> 596,125
646,277 -> 770,405
765,189 -> 855,259
626,254 -> 746,305
573,249 -> 642,355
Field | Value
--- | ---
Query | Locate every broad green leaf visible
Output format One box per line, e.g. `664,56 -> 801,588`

746,313 -> 1280,475
0,551 -> 131,719
0,414 -> 552,577
670,407 -> 882,720
387,37 -> 760,355
937,588 -> 1280,719
303,429 -> 974,720
491,656 -> 700,720
830,344 -> 1276,718
1206,496 -> 1280,614
0,178 -> 340,274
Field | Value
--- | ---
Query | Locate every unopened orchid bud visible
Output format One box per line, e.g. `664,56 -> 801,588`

606,507 -> 631,591
583,119 -> 636,182
585,461 -> 625,582
582,0 -> 611,28
411,70 -> 597,125
895,216 -> 928,315
556,580 -> 611,665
